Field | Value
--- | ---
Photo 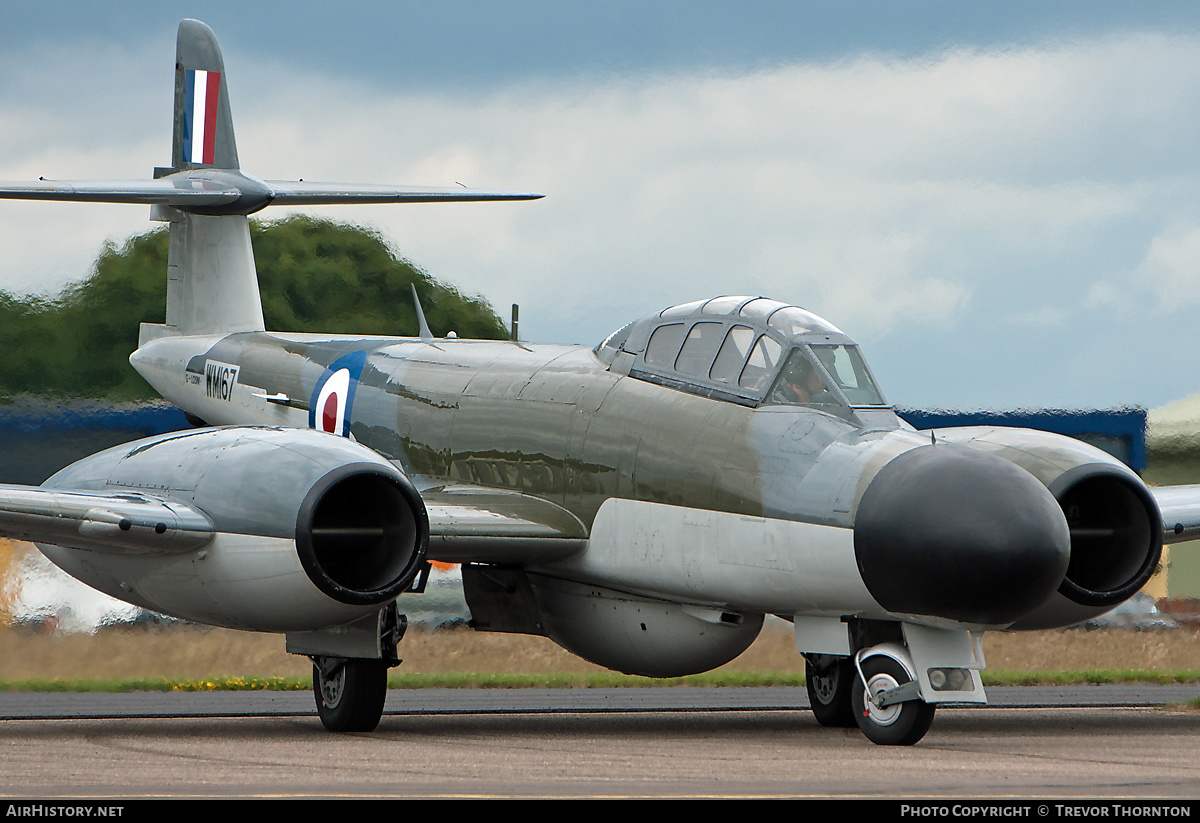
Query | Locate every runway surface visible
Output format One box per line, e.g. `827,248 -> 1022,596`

1,686 -> 1199,798
0,684 -> 1198,719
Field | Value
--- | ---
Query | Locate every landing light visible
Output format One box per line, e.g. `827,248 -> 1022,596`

928,667 -> 972,691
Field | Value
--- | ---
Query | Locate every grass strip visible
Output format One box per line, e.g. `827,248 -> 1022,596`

981,669 -> 1200,687
0,676 -> 311,693
0,669 -> 1199,692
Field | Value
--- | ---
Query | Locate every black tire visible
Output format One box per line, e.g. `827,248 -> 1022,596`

805,656 -> 857,728
313,659 -> 388,733
850,656 -> 936,746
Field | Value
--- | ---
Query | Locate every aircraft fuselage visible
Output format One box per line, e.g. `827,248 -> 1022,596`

130,323 -> 1153,635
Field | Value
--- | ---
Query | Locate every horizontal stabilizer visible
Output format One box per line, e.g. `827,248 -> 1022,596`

0,178 -> 240,207
0,174 -> 543,216
264,181 -> 544,205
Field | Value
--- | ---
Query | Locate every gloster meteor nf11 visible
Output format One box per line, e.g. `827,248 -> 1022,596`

0,20 -> 1196,745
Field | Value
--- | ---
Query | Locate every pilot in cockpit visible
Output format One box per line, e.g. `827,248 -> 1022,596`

770,349 -> 834,406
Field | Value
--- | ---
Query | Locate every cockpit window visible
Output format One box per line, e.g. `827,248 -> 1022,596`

762,345 -> 885,408
738,297 -> 789,321
764,348 -> 839,407
675,322 -> 725,376
659,299 -> 708,320
710,325 -> 756,383
811,344 -> 886,406
597,321 -> 634,354
701,295 -> 748,315
645,323 -> 687,368
610,296 -> 890,412
768,306 -> 842,337
738,335 -> 783,392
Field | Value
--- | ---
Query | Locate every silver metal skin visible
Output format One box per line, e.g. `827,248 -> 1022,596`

0,19 -> 1187,743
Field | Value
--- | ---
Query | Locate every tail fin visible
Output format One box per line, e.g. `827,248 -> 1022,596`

160,20 -> 262,335
173,19 -> 239,171
159,213 -> 265,335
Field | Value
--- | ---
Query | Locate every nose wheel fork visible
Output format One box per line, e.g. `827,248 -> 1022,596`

851,655 -> 936,746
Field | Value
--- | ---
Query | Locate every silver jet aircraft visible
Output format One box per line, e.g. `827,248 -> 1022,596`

1,20 -> 1197,745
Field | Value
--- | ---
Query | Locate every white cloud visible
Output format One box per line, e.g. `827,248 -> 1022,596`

1093,223 -> 1200,313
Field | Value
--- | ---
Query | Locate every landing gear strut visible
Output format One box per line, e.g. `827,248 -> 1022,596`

307,604 -> 409,733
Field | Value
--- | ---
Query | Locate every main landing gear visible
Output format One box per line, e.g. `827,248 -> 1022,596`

312,657 -> 390,732
804,655 -> 857,728
307,602 -> 412,733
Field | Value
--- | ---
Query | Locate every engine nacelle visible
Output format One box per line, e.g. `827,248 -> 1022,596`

939,427 -> 1162,630
38,426 -> 428,632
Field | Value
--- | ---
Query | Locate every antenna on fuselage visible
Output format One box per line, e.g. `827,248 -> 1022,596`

511,303 -> 519,341
411,284 -> 434,341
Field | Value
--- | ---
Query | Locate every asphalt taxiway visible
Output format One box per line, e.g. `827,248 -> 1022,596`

0,686 -> 1198,798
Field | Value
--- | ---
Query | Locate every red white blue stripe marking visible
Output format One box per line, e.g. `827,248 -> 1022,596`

183,69 -> 221,165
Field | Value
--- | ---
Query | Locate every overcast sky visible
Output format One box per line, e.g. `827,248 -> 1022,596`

4,1 -> 1200,411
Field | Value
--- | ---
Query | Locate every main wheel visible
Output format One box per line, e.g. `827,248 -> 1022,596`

805,655 -> 856,727
313,659 -> 388,733
851,656 -> 936,746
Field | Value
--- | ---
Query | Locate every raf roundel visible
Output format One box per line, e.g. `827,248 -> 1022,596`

315,368 -> 352,435
309,351 -> 367,437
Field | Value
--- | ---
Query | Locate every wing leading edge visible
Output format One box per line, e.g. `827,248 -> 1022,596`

1151,484 -> 1200,544
423,486 -> 589,564
0,485 -> 214,555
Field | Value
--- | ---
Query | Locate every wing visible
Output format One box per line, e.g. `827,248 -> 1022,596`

0,480 -> 585,564
1151,484 -> 1200,543
0,484 -> 213,554
422,486 -> 588,564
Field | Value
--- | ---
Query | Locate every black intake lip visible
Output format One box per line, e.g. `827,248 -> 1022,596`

854,444 -> 1070,625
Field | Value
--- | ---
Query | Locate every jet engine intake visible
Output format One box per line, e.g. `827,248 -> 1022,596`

296,464 -> 427,605
1050,465 -> 1162,608
925,427 -> 1165,630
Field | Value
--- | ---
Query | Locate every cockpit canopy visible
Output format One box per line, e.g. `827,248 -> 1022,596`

596,296 -> 888,411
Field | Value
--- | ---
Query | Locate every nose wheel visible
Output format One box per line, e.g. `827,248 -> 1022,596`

851,656 -> 936,746
312,657 -> 388,732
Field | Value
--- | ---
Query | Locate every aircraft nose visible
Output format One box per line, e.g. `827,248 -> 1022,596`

853,444 -> 1071,626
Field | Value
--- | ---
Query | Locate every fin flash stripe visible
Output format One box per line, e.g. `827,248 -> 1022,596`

183,69 -> 221,166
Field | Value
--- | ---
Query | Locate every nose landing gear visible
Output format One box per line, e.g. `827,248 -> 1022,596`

851,655 -> 936,746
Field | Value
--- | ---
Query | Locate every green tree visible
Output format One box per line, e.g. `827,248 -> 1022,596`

0,216 -> 508,400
